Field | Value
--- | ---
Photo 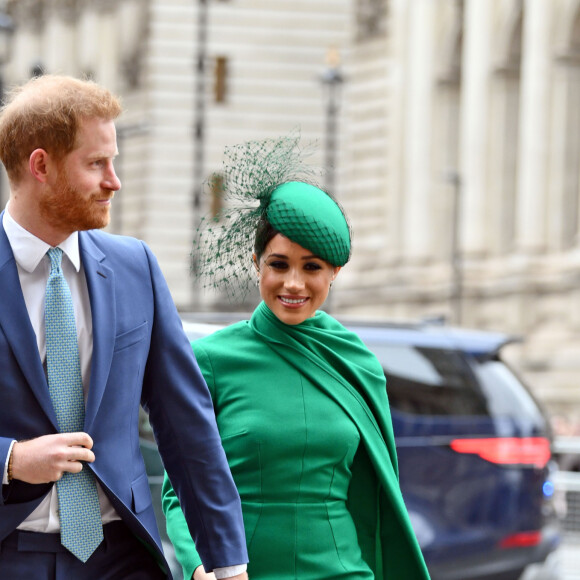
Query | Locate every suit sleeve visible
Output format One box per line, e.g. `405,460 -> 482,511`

161,341 -> 219,579
138,242 -> 247,572
0,438 -> 13,502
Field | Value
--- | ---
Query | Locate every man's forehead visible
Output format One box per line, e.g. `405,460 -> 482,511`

73,118 -> 118,151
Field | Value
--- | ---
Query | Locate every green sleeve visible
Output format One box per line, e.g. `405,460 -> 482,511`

161,472 -> 202,580
161,340 -> 216,580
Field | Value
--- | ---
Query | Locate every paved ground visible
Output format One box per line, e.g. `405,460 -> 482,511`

560,535 -> 580,580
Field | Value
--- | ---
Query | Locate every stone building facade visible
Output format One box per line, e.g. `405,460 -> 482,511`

334,0 -> 580,423
2,0 -> 580,422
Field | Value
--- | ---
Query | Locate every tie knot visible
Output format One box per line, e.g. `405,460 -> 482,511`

47,247 -> 63,273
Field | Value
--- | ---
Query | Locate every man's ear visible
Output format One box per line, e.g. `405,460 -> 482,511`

29,148 -> 51,183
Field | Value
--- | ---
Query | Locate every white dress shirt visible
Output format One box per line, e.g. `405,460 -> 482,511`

2,208 -> 120,531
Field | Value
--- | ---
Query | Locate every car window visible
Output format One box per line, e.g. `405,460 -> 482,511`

368,344 -> 489,416
471,359 -> 545,422
366,344 -> 446,386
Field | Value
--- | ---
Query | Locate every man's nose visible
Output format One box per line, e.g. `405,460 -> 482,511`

103,162 -> 121,191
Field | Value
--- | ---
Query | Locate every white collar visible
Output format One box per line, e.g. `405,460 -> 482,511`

3,207 -> 81,273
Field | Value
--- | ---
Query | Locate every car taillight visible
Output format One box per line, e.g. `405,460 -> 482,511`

449,437 -> 551,468
499,530 -> 542,549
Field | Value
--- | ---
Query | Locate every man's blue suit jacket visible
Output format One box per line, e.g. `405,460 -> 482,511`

0,219 -> 248,577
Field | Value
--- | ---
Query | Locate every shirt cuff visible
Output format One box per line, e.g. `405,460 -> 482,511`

3,440 -> 16,485
213,564 -> 247,579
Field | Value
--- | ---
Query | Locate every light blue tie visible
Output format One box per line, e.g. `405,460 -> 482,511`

45,247 -> 103,562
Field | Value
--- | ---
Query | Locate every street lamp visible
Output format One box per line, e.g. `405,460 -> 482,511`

445,170 -> 463,325
193,0 -> 208,212
190,0 -> 209,309
320,47 -> 344,196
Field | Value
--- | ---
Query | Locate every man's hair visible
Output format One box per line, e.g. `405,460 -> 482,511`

0,74 -> 122,181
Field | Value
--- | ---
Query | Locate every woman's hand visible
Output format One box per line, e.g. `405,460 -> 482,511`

192,566 -> 216,580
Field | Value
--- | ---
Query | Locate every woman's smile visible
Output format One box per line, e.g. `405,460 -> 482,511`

278,295 -> 309,307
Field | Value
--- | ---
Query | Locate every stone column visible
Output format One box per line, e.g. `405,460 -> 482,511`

77,2 -> 99,77
548,57 -> 574,251
515,0 -> 551,253
401,0 -> 435,261
386,0 -> 408,262
94,1 -> 120,92
7,0 -> 44,80
43,0 -> 79,75
459,0 -> 493,256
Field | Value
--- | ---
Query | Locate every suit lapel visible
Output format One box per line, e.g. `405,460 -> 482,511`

79,232 -> 116,431
0,219 -> 59,429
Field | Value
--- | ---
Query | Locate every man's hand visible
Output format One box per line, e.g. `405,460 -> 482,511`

11,433 -> 95,484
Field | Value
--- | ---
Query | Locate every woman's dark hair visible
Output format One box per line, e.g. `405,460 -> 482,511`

254,218 -> 280,259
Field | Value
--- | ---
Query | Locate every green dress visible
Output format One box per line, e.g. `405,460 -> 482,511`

162,302 -> 430,580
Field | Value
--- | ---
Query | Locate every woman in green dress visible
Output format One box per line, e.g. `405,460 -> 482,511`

162,136 -> 430,580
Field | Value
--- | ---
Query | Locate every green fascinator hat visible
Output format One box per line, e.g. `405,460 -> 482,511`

193,132 -> 352,300
267,181 -> 350,267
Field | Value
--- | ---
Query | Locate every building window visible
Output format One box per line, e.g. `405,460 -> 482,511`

214,56 -> 228,103
209,172 -> 224,218
357,0 -> 388,41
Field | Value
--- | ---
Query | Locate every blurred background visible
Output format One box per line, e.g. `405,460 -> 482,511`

1,0 -> 580,577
